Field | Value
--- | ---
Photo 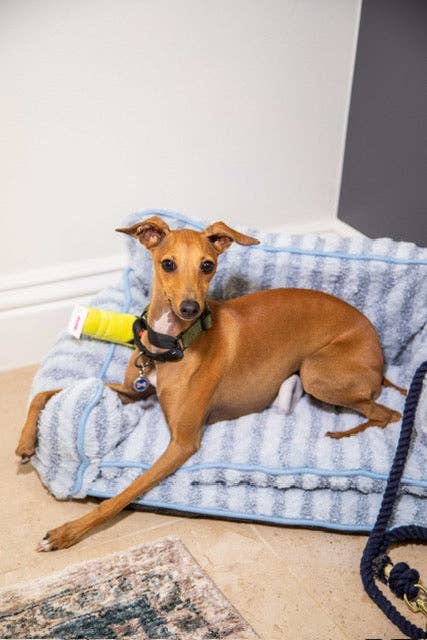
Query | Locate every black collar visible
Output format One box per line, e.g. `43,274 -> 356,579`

132,304 -> 212,362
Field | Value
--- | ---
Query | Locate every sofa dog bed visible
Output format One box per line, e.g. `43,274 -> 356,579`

30,210 -> 427,532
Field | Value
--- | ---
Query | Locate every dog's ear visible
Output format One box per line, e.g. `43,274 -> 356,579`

116,216 -> 170,249
203,221 -> 259,254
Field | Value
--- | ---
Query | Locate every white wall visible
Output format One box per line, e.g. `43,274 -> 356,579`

0,0 -> 361,369
1,0 -> 360,273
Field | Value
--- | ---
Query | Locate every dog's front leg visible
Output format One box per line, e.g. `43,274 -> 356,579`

15,389 -> 62,464
36,388 -> 211,551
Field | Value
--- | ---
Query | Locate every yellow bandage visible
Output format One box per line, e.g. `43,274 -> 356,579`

82,308 -> 137,347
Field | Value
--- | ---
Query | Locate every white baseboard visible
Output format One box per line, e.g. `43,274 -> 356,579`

0,219 -> 360,372
332,218 -> 363,236
0,254 -> 126,372
0,254 -> 127,311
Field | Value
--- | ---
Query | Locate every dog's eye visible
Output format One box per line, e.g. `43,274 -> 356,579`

161,259 -> 177,272
201,260 -> 215,274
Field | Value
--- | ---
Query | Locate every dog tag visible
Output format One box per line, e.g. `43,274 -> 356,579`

133,375 -> 150,392
133,354 -> 151,392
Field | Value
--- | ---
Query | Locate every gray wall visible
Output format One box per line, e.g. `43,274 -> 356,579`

338,0 -> 427,245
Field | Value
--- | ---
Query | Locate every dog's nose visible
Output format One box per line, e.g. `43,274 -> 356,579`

179,299 -> 200,319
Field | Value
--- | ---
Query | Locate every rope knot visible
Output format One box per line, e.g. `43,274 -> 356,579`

388,562 -> 420,601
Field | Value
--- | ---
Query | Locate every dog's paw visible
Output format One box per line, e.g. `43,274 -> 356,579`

36,533 -> 56,552
15,449 -> 35,465
36,523 -> 83,552
273,374 -> 304,414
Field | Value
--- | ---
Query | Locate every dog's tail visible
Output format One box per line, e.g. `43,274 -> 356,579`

382,376 -> 407,396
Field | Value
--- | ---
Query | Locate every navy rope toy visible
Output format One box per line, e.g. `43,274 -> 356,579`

360,360 -> 427,639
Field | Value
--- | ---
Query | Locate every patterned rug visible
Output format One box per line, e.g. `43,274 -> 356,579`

0,537 -> 257,639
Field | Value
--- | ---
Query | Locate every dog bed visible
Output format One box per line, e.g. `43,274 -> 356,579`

30,210 -> 427,532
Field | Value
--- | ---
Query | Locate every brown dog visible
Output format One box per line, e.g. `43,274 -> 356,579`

16,217 -> 406,550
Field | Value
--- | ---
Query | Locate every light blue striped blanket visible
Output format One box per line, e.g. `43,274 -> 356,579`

31,211 -> 427,532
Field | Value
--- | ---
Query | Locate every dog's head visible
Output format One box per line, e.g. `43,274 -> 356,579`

116,216 -> 259,321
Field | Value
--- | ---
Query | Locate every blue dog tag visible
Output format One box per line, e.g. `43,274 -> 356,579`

133,376 -> 150,392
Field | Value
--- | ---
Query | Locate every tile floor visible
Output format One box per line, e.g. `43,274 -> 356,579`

1,365 -> 425,640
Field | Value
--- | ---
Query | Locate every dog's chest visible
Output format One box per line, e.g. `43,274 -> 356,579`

143,311 -> 177,391
146,367 -> 157,388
